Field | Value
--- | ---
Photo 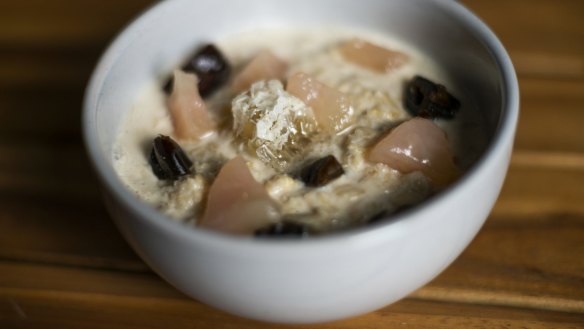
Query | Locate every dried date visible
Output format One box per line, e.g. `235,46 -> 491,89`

164,44 -> 231,97
298,155 -> 344,187
149,135 -> 193,180
254,221 -> 311,238
404,76 -> 460,119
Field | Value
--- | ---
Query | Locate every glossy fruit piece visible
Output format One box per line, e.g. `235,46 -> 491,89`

231,49 -> 288,92
286,72 -> 354,134
404,76 -> 460,119
368,117 -> 459,187
164,44 -> 231,97
149,135 -> 193,180
339,38 -> 407,73
199,156 -> 279,235
299,155 -> 344,187
167,70 -> 215,140
183,44 -> 231,97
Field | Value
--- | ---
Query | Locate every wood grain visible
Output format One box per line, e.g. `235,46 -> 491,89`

0,0 -> 583,328
1,261 -> 582,329
463,0 -> 584,79
2,289 -> 583,329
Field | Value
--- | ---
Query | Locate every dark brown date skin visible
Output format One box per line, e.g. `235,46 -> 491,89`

404,75 -> 460,119
149,135 -> 193,180
164,44 -> 231,97
254,221 -> 311,238
298,155 -> 344,187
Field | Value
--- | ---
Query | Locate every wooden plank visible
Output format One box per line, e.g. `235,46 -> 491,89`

463,0 -> 584,79
0,87 -> 84,139
515,78 -> 584,153
0,143 -> 143,270
0,0 -> 153,89
425,158 -> 584,311
0,185 -> 144,271
0,50 -> 98,88
0,0 -> 154,47
512,150 -> 584,171
9,0 -> 579,54
427,212 -> 584,312
0,262 -> 179,299
511,52 -> 584,80
0,155 -> 582,312
0,1 -> 582,327
0,1 -> 581,84
0,264 -> 582,329
0,141 -> 104,199
494,159 -> 584,217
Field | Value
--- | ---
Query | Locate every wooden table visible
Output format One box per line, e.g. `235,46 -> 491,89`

1,1 -> 582,328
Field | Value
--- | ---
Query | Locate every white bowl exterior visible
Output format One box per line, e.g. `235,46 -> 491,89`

84,0 -> 519,323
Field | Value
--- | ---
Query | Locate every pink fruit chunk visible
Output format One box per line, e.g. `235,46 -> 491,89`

339,38 -> 408,73
199,156 -> 279,235
231,50 -> 288,92
167,70 -> 215,140
286,72 -> 354,135
368,117 -> 459,187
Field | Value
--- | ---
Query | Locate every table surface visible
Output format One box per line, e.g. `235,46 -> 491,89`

1,1 -> 583,328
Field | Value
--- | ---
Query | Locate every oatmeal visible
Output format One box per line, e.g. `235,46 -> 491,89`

112,27 -> 485,236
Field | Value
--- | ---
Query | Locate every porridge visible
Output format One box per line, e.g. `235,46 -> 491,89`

112,27 -> 485,237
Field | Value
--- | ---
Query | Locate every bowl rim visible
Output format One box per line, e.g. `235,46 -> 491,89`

82,0 -> 519,251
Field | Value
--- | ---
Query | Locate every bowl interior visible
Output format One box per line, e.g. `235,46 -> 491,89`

83,0 -> 519,323
88,0 -> 505,168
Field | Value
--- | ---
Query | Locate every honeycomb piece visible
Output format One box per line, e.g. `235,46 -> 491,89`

232,80 -> 318,172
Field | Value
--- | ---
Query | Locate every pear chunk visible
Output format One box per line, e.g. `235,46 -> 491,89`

167,70 -> 215,140
199,156 -> 279,235
368,118 -> 458,187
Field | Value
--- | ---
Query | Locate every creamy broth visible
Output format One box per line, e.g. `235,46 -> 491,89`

112,27 -> 486,234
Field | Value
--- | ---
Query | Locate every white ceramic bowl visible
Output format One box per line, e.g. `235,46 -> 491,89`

83,0 -> 519,323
